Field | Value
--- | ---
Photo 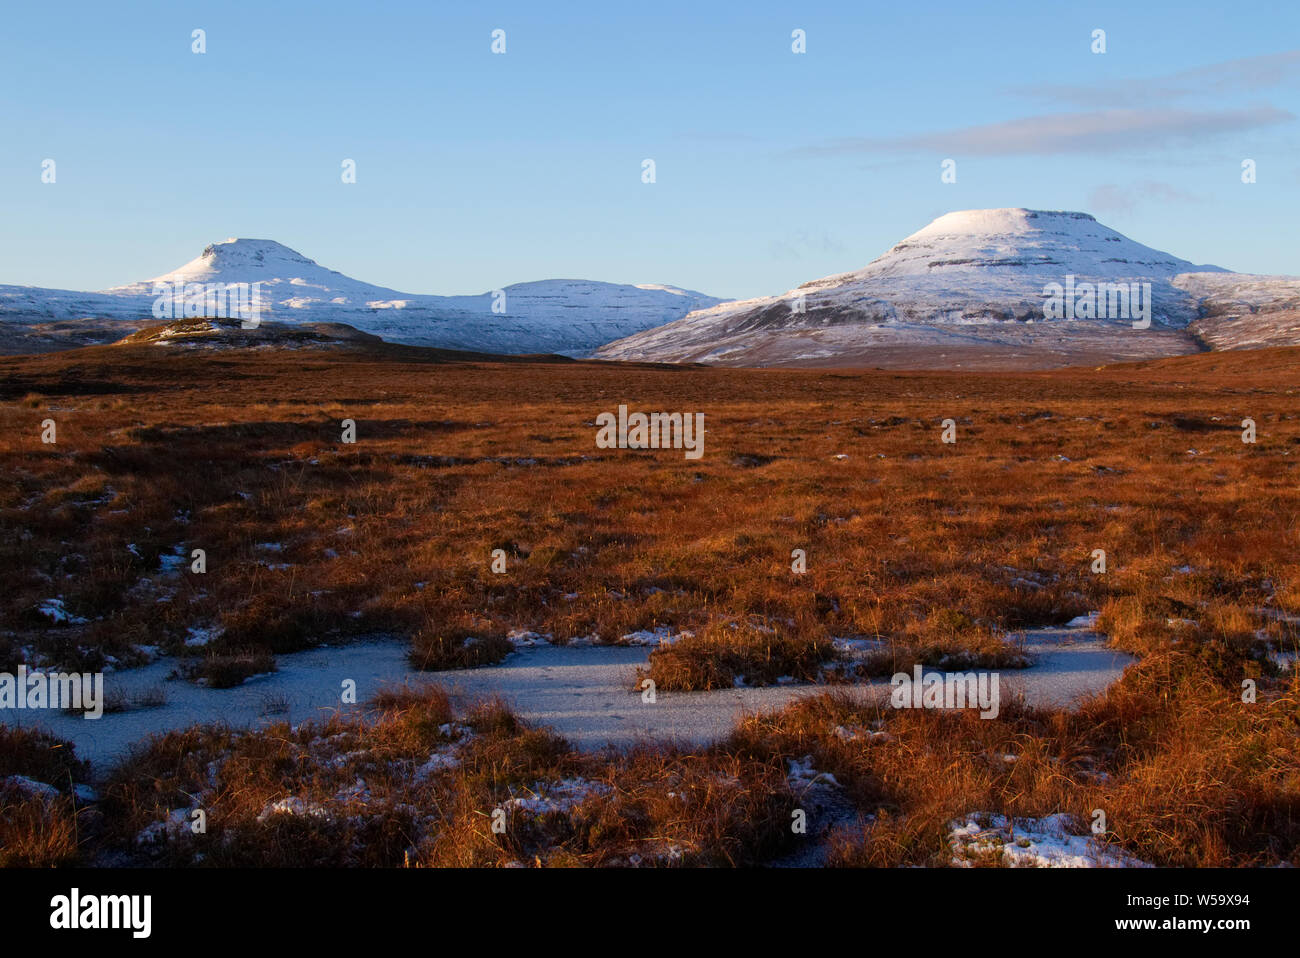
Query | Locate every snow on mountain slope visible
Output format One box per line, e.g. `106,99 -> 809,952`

0,239 -> 726,356
0,285 -> 154,323
104,239 -> 412,307
1176,272 -> 1300,351
595,209 -> 1243,367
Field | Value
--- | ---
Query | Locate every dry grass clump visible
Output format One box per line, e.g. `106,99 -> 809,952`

181,648 -> 278,688
0,784 -> 82,867
886,609 -> 1031,674
0,727 -> 94,866
640,623 -> 836,690
409,627 -> 514,671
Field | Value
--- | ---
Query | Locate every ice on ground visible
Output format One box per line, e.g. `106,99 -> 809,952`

135,808 -> 193,845
2,775 -> 60,801
333,778 -> 370,803
506,629 -> 552,649
413,726 -> 473,781
184,625 -> 223,648
35,597 -> 88,625
1064,612 -> 1100,629
832,636 -> 887,658
414,749 -> 461,779
256,797 -> 332,823
158,548 -> 188,574
787,756 -> 840,787
621,626 -> 693,647
504,777 -> 613,816
5,628 -> 1136,768
832,723 -> 891,744
72,783 -> 99,802
1268,649 -> 1298,672
949,812 -> 1152,868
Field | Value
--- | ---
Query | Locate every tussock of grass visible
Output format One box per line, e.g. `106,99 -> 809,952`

0,787 -> 82,867
185,648 -> 277,688
0,727 -> 92,867
640,624 -> 836,690
0,726 -> 89,784
409,629 -> 514,671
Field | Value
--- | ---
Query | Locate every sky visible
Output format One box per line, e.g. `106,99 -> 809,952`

1,0 -> 1297,299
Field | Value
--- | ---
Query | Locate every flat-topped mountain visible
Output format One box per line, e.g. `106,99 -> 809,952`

595,209 -> 1296,369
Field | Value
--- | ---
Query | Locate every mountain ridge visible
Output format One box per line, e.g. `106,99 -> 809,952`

0,238 -> 728,356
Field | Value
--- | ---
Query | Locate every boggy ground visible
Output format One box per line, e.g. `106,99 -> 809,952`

1,342 -> 1298,866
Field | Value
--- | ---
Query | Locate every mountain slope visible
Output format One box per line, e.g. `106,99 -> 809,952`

595,209 -> 1288,369
1177,272 -> 1300,350
0,239 -> 726,356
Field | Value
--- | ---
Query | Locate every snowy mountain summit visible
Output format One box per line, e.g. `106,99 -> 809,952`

155,238 -> 326,278
855,208 -> 1216,282
595,209 -> 1274,368
1,238 -> 727,356
106,238 -> 419,312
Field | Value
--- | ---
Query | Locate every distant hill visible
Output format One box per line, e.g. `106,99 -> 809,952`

0,238 -> 728,356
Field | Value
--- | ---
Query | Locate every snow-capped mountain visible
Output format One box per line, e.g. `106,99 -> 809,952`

0,239 -> 727,355
595,209 -> 1296,368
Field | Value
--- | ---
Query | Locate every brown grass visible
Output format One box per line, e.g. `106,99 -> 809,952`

3,343 -> 1300,866
90,686 -> 797,867
0,727 -> 92,866
409,628 -> 514,671
640,623 -> 836,690
184,648 -> 278,689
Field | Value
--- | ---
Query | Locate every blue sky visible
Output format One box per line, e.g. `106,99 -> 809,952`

1,0 -> 1297,298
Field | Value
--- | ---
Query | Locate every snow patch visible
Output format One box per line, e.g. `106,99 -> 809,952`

949,812 -> 1152,868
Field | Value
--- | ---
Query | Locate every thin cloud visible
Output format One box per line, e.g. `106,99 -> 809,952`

1008,49 -> 1300,108
768,231 -> 846,262
807,107 -> 1293,157
1087,180 -> 1204,215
